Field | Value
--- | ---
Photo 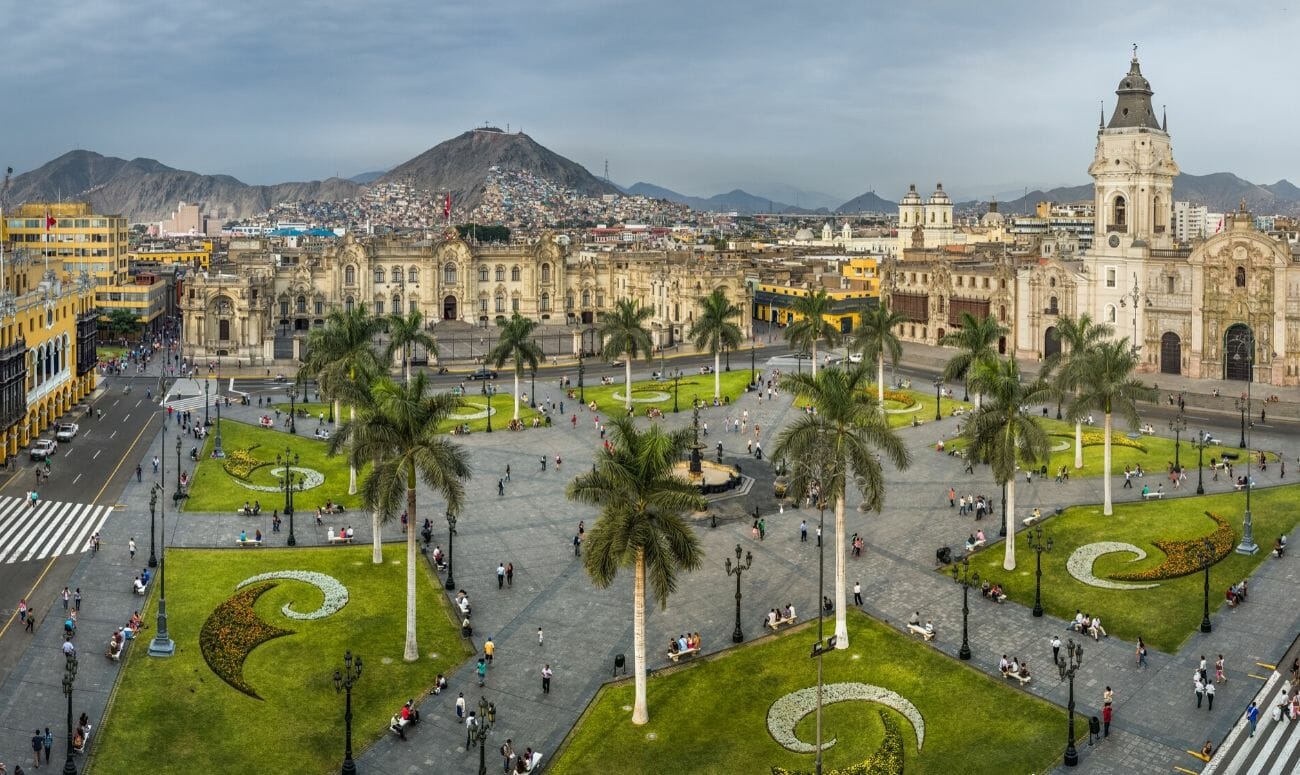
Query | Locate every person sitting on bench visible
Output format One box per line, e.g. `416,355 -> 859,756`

1069,610 -> 1087,631
433,674 -> 447,695
1088,615 -> 1107,640
133,576 -> 146,595
766,609 -> 778,629
822,596 -> 834,613
241,501 -> 252,515
989,583 -> 1007,603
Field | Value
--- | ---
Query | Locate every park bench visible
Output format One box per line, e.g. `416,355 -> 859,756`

236,538 -> 263,548
767,615 -> 797,631
1233,482 -> 1255,491
1022,513 -> 1041,526
1138,424 -> 1155,435
133,579 -> 151,596
1188,749 -> 1211,762
906,623 -> 935,642
1005,669 -> 1032,686
667,646 -> 699,662
236,507 -> 261,516
1141,490 -> 1164,500
259,416 -> 274,428
327,532 -> 354,544
964,539 -> 986,553
71,727 -> 92,756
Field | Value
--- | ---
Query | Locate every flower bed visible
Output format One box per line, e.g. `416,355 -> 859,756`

199,581 -> 294,699
223,447 -> 262,480
1058,431 -> 1145,451
235,571 -> 349,620
1110,512 -> 1235,581
766,682 -> 924,754
770,711 -> 903,775
881,389 -> 916,408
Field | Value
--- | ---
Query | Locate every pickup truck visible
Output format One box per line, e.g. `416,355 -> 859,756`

55,423 -> 79,442
30,439 -> 58,460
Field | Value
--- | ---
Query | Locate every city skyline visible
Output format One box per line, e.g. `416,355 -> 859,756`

8,1 -> 1300,202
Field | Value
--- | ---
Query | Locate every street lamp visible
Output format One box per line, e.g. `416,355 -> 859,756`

61,651 -> 79,775
278,450 -> 300,545
725,543 -> 754,643
333,651 -> 363,775
288,386 -> 297,435
147,471 -> 159,569
1168,412 -> 1186,471
147,487 -> 175,656
1234,395 -> 1248,449
1026,525 -> 1053,618
1057,638 -> 1083,767
444,509 -> 457,590
213,360 -> 224,458
750,337 -> 756,386
530,367 -> 537,409
933,377 -> 943,422
1198,537 -> 1214,633
1195,430 -> 1207,495
174,434 -> 183,502
1231,337 -> 1259,555
950,557 -> 979,660
577,344 -> 586,404
473,695 -> 494,775
672,368 -> 682,413
483,382 -> 494,433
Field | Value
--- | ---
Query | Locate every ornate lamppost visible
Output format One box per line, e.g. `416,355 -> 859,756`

1195,430 -> 1207,495
750,336 -> 756,386
213,359 -> 224,458
203,377 -> 211,427
1198,537 -> 1214,633
1168,412 -> 1186,471
725,544 -> 754,643
333,651 -> 363,775
1231,335 -> 1259,554
577,346 -> 585,404
174,434 -> 183,502
61,651 -> 79,775
1234,395 -> 1248,449
951,557 -> 979,660
147,471 -> 159,569
288,385 -> 297,435
933,377 -> 943,422
483,382 -> 494,433
530,367 -> 537,409
147,486 -> 175,656
672,368 -> 682,414
444,509 -> 457,590
1057,638 -> 1083,767
1026,525 -> 1053,618
278,450 -> 299,545
472,695 -> 494,775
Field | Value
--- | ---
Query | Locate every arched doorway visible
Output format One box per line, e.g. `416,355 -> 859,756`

1159,332 -> 1181,375
1043,327 -> 1060,359
443,295 -> 457,321
998,336 -> 1007,355
1224,323 -> 1253,381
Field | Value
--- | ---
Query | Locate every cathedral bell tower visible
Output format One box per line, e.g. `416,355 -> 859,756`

1088,51 -> 1179,252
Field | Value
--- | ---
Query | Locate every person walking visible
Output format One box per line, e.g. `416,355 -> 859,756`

540,457 -> 546,472
853,581 -> 863,606
541,664 -> 553,694
152,456 -> 159,474
1102,703 -> 1112,737
128,537 -> 136,560
505,464 -> 511,482
758,518 -> 766,541
484,637 -> 495,665
61,588 -> 69,611
476,657 -> 487,686
498,479 -> 505,496
73,589 -> 81,612
497,563 -> 506,589
1050,635 -> 1061,665
1215,654 -> 1226,683
1205,680 -> 1215,710
455,692 -> 466,721
1195,675 -> 1205,708
42,729 -> 51,766
948,487 -> 956,507
17,599 -> 26,624
1136,637 -> 1148,668
1246,701 -> 1259,737
800,520 -> 807,542
24,613 -> 35,633
816,524 -> 822,547
573,534 -> 581,556
136,464 -> 142,483
505,563 -> 514,588
500,739 -> 515,774
31,730 -> 42,769
537,627 -> 544,647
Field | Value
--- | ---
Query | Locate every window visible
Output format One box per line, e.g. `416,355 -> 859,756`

511,266 -> 521,282
410,300 -> 418,314
296,296 -> 307,313
345,265 -> 355,285
374,267 -> 384,284
1105,304 -> 1116,323
582,290 -> 591,307
478,265 -> 489,282
596,292 -> 605,307
1235,266 -> 1246,287
540,293 -> 550,312
391,267 -> 401,284
1105,267 -> 1117,288
1049,277 -> 1056,288
1048,296 -> 1058,314
444,263 -> 457,284
479,298 -> 488,313
1167,276 -> 1175,294
409,267 -> 419,284
495,292 -> 505,313
512,297 -> 520,313
540,263 -> 551,284
393,296 -> 401,313
1113,195 -> 1126,229
495,265 -> 505,282
315,300 -> 323,315
566,294 -> 574,310
280,300 -> 289,317
375,301 -> 384,315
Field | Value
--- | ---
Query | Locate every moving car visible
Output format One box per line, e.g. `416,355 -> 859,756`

30,439 -> 58,460
55,423 -> 79,441
468,368 -> 499,381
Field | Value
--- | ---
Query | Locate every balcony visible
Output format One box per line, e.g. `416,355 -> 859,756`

1043,307 -> 1059,316
1107,225 -> 1128,233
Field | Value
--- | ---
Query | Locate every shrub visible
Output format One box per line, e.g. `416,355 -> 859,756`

770,711 -> 904,775
1109,512 -> 1235,581
199,581 -> 294,699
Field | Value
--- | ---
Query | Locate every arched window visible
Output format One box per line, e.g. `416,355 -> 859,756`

391,267 -> 401,284
581,290 -> 591,307
375,300 -> 384,315
444,263 -> 457,284
566,293 -> 574,310
345,296 -> 354,313
540,263 -> 551,284
1113,195 -> 1126,229
1105,304 -> 1116,323
344,265 -> 355,285
511,266 -> 521,282
409,267 -> 419,284
1154,196 -> 1164,231
296,295 -> 307,313
1235,266 -> 1246,287
540,293 -> 550,312
1048,296 -> 1058,314
478,265 -> 489,282
495,265 -> 505,282
373,267 -> 384,284
596,292 -> 605,307
494,291 -> 506,313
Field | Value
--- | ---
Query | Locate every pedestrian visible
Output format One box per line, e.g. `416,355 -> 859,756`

506,563 -> 514,588
1199,654 -> 1208,683
1195,676 -> 1205,708
455,692 -> 466,720
484,637 -> 495,665
1136,637 -> 1148,668
800,520 -> 807,542
1215,654 -> 1225,683
498,479 -> 504,496
136,464 -> 142,482
62,587 -> 69,611
505,464 -> 511,482
1246,701 -> 1259,737
42,729 -> 51,766
500,739 -> 515,774
816,524 -> 822,547
1050,635 -> 1061,665
497,563 -> 506,589
853,580 -> 863,606
758,518 -> 766,541
128,537 -> 136,560
17,599 -> 26,623
1102,703 -> 1112,737
542,663 -> 553,694
573,534 -> 581,556
477,657 -> 487,686
31,730 -> 42,769
73,589 -> 81,612
537,627 -> 544,647
25,613 -> 35,633
948,487 -> 955,507
540,457 -> 546,471
1206,680 -> 1215,710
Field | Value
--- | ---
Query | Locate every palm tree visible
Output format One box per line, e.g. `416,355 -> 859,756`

567,417 -> 706,724
687,289 -> 743,400
850,302 -> 907,407
784,288 -> 842,377
1047,314 -> 1113,469
333,373 -> 471,662
939,313 -> 1007,404
598,299 -> 655,412
1068,339 -> 1154,515
773,366 -> 910,649
962,357 -> 1054,570
487,314 -> 544,421
384,309 -> 438,383
300,305 -> 385,498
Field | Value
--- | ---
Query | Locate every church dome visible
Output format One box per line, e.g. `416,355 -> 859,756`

794,228 -> 815,241
927,183 -> 951,204
1107,55 -> 1159,130
900,184 -> 922,205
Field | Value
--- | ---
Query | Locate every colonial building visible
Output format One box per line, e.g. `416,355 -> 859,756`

180,232 -> 752,364
881,243 -> 1019,353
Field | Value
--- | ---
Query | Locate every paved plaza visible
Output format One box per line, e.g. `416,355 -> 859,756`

0,354 -> 1297,773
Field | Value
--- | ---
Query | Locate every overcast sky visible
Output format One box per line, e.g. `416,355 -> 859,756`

7,1 -> 1299,204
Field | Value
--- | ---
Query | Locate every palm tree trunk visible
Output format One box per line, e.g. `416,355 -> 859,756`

1102,412 -> 1114,515
1074,421 -> 1083,469
513,369 -> 521,421
333,399 -> 341,429
624,359 -> 633,412
876,353 -> 886,408
403,468 -> 419,662
404,345 -> 411,383
1003,477 -> 1017,571
811,340 -> 819,378
632,549 -> 649,724
714,350 -> 721,400
371,456 -> 383,564
833,493 -> 848,649
348,405 -> 358,495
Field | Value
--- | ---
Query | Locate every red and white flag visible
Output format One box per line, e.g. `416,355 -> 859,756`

1214,216 -> 1224,234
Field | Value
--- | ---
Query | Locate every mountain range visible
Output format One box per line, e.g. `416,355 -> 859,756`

966,173 -> 1300,217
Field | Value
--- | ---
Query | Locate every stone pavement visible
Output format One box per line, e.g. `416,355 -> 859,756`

0,354 -> 1294,774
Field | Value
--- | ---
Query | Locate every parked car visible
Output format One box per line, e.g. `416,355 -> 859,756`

55,423 -> 79,442
30,439 -> 58,460
468,368 -> 499,381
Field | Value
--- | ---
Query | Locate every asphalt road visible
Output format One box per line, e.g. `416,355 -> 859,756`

0,370 -> 163,688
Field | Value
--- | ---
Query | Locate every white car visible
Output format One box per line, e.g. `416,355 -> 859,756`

55,423 -> 79,442
30,439 -> 58,460
848,353 -> 863,363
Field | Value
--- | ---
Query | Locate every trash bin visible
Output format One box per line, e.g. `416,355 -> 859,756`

613,653 -> 626,676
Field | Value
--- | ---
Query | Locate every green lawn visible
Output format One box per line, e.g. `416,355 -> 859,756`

947,417 -> 1269,479
97,345 -> 129,360
794,384 -> 971,430
962,484 -> 1300,652
182,420 -> 363,513
573,369 -> 754,416
274,393 -> 544,434
90,546 -> 471,775
551,611 -> 1067,775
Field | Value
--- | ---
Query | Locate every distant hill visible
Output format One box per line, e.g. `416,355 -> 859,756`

379,128 -> 618,210
836,191 -> 896,214
348,170 -> 387,184
7,150 -> 361,222
974,173 -> 1300,216
625,182 -> 828,214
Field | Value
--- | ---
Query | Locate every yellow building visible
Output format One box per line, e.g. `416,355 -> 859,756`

0,214 -> 100,462
753,283 -> 878,334
128,242 -> 212,270
96,273 -> 172,330
841,256 -> 880,294
5,203 -> 129,287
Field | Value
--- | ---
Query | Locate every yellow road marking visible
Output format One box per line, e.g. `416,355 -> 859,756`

1187,751 -> 1211,762
1249,673 -> 1271,680
1174,767 -> 1201,774
1256,662 -> 1276,670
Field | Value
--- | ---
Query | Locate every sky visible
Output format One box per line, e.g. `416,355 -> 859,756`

7,0 -> 1300,205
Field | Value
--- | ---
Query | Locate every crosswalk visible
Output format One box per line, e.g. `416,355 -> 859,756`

163,395 -> 212,414
1204,671 -> 1300,774
0,495 -> 113,564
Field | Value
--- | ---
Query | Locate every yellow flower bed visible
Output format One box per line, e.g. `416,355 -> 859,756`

881,390 -> 916,408
1054,431 -> 1146,451
1110,512 -> 1235,581
223,448 -> 262,481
